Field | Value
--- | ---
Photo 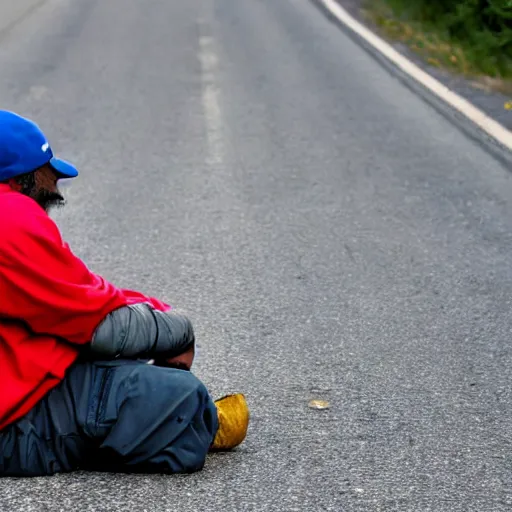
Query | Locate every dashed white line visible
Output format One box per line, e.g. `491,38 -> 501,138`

199,33 -> 224,165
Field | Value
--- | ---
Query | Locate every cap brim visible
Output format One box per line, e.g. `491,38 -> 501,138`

49,157 -> 79,178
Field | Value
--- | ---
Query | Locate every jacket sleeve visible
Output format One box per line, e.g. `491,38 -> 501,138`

90,304 -> 194,359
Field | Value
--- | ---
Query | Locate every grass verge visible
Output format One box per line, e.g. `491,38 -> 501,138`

362,0 -> 512,96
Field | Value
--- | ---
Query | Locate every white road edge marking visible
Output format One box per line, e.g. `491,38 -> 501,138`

319,0 -> 512,151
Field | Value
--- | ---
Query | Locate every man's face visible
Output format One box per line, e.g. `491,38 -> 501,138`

34,164 -> 66,212
12,164 -> 65,212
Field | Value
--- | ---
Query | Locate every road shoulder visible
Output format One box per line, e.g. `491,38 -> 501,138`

312,0 -> 512,154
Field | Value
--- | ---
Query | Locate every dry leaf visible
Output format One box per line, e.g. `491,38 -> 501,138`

308,399 -> 330,410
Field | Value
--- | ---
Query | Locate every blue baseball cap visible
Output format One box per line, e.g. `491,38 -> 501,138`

0,110 -> 79,182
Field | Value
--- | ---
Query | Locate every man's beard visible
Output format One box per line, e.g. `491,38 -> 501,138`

34,188 -> 66,213
17,173 -> 66,213
17,173 -> 65,212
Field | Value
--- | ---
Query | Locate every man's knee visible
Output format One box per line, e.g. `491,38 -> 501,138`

132,365 -> 213,417
99,364 -> 218,473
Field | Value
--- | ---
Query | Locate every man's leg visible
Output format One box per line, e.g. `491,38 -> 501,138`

87,360 -> 219,473
0,360 -> 218,476
0,360 -> 97,477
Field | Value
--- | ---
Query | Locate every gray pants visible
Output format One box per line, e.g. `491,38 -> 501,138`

0,359 -> 219,476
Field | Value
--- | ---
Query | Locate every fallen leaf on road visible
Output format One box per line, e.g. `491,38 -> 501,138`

308,399 -> 330,410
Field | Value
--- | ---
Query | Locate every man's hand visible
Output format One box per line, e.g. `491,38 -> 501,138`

157,344 -> 195,371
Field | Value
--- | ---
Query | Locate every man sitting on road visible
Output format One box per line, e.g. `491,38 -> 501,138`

0,110 -> 249,477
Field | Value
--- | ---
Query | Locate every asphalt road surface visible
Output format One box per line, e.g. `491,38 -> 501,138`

1,1 -> 512,511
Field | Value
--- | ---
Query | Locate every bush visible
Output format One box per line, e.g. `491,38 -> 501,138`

381,0 -> 512,78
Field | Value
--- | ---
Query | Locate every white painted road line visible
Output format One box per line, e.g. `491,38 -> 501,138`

319,0 -> 512,151
199,28 -> 225,166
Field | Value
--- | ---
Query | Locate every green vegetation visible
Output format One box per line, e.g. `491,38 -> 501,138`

364,0 -> 512,93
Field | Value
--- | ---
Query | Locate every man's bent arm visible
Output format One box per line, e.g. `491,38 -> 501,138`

0,198 -> 171,349
91,304 -> 194,359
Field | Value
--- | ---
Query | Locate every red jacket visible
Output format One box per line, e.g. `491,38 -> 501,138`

0,184 -> 169,431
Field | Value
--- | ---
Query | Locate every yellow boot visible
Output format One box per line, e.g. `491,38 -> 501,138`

211,394 -> 249,451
